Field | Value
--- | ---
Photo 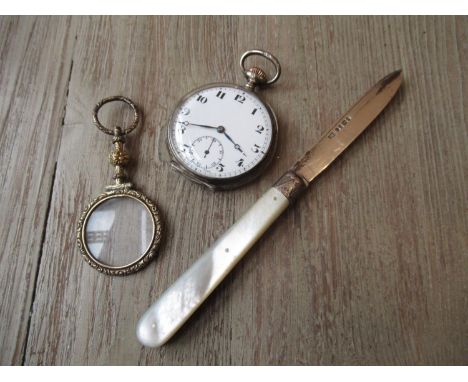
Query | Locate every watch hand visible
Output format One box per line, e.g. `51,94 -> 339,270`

204,138 -> 215,158
223,131 -> 247,157
184,122 -> 218,129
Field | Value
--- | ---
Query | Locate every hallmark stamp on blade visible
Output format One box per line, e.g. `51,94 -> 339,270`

328,115 -> 352,138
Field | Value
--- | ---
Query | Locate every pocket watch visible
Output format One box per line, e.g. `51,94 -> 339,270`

167,49 -> 281,190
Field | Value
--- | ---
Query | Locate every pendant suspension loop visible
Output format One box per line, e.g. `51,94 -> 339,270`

240,49 -> 281,89
93,95 -> 140,136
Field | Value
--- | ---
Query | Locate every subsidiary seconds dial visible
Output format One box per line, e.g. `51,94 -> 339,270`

190,136 -> 224,170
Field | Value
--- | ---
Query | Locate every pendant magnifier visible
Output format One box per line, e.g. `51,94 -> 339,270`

77,96 -> 163,276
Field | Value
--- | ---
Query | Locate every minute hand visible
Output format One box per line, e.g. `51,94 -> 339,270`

186,122 -> 218,129
222,130 -> 246,156
137,70 -> 403,347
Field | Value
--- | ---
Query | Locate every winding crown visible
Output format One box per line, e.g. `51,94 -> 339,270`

246,66 -> 268,83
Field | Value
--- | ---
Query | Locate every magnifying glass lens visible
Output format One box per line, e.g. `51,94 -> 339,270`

84,196 -> 154,268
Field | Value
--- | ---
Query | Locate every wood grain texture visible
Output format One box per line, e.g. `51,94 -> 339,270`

0,15 -> 465,365
0,16 -> 76,365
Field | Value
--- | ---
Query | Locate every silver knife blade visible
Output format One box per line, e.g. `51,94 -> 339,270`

136,71 -> 403,347
293,70 -> 402,184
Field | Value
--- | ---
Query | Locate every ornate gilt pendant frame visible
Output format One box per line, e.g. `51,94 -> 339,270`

77,188 -> 162,276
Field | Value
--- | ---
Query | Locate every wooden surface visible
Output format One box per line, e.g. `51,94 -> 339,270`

0,16 -> 466,365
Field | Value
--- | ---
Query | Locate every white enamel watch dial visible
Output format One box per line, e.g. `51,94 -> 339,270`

168,84 -> 278,189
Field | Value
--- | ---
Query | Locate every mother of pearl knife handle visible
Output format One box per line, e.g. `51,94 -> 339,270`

136,187 -> 291,347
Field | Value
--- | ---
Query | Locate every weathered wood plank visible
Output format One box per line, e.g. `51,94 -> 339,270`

0,16 -> 76,365
21,15 -> 468,365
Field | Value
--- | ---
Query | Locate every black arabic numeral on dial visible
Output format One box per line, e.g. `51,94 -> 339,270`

255,125 -> 265,134
216,163 -> 225,172
181,144 -> 191,154
234,94 -> 246,104
196,95 -> 208,104
177,120 -> 188,134
251,108 -> 258,115
252,144 -> 264,154
216,91 -> 226,99
236,158 -> 244,167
